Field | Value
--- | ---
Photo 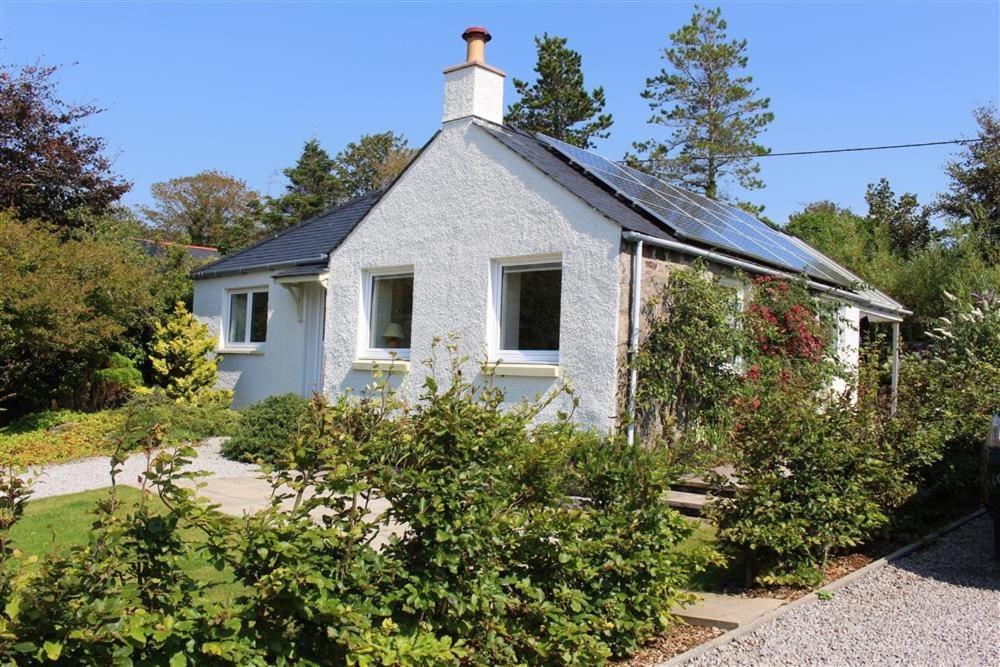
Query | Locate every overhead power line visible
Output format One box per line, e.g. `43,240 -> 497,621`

688,138 -> 983,160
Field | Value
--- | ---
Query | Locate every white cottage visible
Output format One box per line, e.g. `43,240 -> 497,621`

192,27 -> 908,435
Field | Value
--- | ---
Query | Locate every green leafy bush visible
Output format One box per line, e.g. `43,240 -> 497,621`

126,388 -> 238,446
707,277 -> 888,587
222,393 -> 309,464
93,352 -> 144,408
0,344 -> 711,664
633,265 -> 745,466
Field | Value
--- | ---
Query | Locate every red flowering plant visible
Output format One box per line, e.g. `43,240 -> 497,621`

707,277 -> 889,588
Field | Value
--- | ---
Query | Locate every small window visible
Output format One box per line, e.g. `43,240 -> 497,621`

227,289 -> 268,346
495,261 -> 561,364
363,272 -> 414,358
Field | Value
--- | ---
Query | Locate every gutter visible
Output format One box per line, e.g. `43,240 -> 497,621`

190,254 -> 329,280
622,231 -> 911,319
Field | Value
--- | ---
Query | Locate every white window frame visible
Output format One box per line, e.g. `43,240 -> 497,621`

489,255 -> 562,365
223,287 -> 269,351
358,266 -> 414,361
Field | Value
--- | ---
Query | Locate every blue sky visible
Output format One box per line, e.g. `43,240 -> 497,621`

3,1 -> 997,224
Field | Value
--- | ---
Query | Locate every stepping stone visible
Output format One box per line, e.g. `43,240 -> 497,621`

667,489 -> 707,512
673,592 -> 785,630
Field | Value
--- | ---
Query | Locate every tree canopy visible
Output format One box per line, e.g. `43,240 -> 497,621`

264,132 -> 414,231
0,64 -> 131,226
141,170 -> 262,254
334,131 -> 415,200
505,34 -> 613,148
629,6 -> 773,208
937,106 -> 1000,246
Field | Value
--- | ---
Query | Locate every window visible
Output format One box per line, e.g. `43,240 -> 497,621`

493,259 -> 562,364
362,271 -> 414,359
226,289 -> 268,347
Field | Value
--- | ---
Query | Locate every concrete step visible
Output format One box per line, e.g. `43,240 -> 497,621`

673,592 -> 785,630
667,490 -> 708,516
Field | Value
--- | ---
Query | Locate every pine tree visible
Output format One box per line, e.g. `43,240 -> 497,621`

505,34 -> 613,148
264,138 -> 344,230
149,302 -> 218,400
937,106 -> 1000,245
629,6 -> 773,204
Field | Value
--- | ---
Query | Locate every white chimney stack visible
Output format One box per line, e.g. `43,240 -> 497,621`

442,26 -> 505,126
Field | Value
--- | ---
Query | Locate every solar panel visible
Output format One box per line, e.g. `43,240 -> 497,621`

536,134 -> 857,288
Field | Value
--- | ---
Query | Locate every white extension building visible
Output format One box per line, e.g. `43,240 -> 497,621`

192,27 -> 908,433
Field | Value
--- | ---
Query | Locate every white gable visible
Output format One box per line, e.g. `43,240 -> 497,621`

323,120 -> 624,428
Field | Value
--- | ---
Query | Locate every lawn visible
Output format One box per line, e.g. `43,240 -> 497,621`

9,486 -> 241,600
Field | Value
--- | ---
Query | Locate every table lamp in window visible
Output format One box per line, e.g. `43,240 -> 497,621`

383,322 -> 405,348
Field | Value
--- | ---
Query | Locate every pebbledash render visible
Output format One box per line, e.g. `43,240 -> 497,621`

192,27 -> 908,436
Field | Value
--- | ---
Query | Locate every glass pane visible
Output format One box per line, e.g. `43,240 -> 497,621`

370,275 -> 413,350
228,293 -> 247,343
500,265 -> 561,351
250,291 -> 269,343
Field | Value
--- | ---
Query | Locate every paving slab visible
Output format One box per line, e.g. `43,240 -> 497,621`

674,592 -> 785,630
183,476 -> 405,549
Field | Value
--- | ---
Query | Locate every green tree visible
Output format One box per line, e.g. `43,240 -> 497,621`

785,201 -> 898,286
865,178 -> 932,259
629,6 -> 773,205
0,64 -> 130,226
264,138 -> 344,230
0,214 -> 157,415
149,302 -> 218,400
334,131 -> 415,200
141,170 -> 263,254
505,34 -> 613,148
938,106 -> 1000,246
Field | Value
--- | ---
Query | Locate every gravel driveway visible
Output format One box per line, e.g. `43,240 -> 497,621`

25,437 -> 259,499
688,514 -> 1000,666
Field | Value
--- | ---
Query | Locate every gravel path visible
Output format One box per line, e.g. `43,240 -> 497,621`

25,437 -> 259,499
688,514 -> 1000,666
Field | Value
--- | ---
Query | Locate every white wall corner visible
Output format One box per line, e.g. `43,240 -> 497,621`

442,63 -> 505,126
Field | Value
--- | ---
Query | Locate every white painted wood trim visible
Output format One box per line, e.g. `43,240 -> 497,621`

351,359 -> 411,373
485,362 -> 561,378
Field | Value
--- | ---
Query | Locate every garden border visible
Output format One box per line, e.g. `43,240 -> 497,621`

657,506 -> 987,666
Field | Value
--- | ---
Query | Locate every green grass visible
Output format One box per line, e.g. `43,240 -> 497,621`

9,486 -> 242,600
676,519 -> 742,592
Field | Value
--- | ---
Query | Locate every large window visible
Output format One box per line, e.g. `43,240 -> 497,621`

494,260 -> 562,364
362,271 -> 414,359
227,289 -> 268,347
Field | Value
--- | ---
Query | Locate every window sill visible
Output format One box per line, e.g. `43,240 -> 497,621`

217,347 -> 265,355
352,359 -> 411,373
484,362 -> 561,378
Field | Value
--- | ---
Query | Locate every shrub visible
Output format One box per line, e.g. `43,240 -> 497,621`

149,301 -> 218,400
126,388 -> 238,446
93,352 -> 144,409
0,343 -> 712,664
0,214 -> 158,416
222,393 -> 310,464
707,277 -> 888,587
633,265 -> 745,465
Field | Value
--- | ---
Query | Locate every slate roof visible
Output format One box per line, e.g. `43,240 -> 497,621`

191,122 -> 905,316
477,123 -> 678,243
190,189 -> 385,279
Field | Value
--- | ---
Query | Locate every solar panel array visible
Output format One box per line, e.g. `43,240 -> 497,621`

536,134 -> 859,288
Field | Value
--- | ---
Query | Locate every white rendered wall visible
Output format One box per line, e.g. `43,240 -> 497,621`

832,303 -> 861,395
323,121 -> 623,429
442,64 -> 504,125
193,270 -> 312,406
